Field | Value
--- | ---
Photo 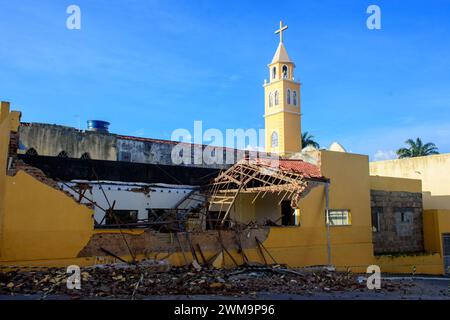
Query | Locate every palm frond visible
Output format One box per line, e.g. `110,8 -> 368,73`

397,138 -> 439,158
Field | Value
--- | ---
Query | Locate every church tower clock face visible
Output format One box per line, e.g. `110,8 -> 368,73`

264,21 -> 302,155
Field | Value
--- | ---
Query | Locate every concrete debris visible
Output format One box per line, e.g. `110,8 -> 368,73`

93,259 -> 171,272
0,263 -> 413,299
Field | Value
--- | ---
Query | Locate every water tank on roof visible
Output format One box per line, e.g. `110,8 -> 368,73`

87,120 -> 110,133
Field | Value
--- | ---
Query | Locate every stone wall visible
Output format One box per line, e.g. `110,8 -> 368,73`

371,189 -> 424,254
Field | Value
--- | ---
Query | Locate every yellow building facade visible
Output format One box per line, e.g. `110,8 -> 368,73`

2,102 -> 450,274
1,22 -> 450,276
0,104 -> 374,272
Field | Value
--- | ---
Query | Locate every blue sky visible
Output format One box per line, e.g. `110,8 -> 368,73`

1,0 -> 449,160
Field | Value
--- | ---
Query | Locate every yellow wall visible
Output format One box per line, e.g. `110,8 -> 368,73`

423,210 -> 450,254
231,150 -> 376,272
0,102 -> 11,258
319,150 -> 375,270
0,104 -> 94,266
370,175 -> 422,193
375,254 -> 443,275
231,151 -> 448,275
370,154 -> 450,210
1,171 -> 94,262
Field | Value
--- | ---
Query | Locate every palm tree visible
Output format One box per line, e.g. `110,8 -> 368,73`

302,132 -> 320,149
396,138 -> 439,158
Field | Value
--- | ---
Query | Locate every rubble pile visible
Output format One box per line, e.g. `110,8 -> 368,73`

0,263 -> 409,299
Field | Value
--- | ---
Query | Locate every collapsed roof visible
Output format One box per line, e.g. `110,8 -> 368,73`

208,158 -> 327,224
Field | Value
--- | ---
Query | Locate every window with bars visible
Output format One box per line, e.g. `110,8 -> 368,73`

326,209 -> 351,226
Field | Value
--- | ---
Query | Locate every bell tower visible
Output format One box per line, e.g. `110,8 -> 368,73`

264,21 -> 302,155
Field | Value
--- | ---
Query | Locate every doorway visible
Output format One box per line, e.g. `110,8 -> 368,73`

443,233 -> 450,275
281,200 -> 295,226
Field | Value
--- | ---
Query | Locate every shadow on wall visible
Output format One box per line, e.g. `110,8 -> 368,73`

423,192 -> 450,210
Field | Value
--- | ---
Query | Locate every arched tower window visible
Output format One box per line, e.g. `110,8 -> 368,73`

25,148 -> 38,156
269,92 -> 273,107
271,131 -> 278,148
57,151 -> 69,158
282,65 -> 288,79
80,152 -> 91,160
287,89 -> 291,104
272,67 -> 277,80
293,91 -> 298,106
274,90 -> 279,105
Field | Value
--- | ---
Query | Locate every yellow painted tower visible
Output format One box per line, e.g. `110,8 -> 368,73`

264,21 -> 302,155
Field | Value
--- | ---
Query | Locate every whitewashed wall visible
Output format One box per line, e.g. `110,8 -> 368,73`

60,181 -> 203,225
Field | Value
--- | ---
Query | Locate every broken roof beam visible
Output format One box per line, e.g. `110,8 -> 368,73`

207,158 -> 323,226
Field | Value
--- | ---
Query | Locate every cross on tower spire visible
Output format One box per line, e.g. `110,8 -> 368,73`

274,20 -> 288,43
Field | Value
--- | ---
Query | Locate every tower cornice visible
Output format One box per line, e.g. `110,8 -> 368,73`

263,79 -> 300,87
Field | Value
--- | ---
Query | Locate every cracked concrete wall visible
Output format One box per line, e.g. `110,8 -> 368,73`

116,138 -> 237,169
19,123 -> 235,169
117,139 -> 174,165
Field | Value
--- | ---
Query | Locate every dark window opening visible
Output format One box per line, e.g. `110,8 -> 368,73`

80,152 -> 91,160
443,234 -> 450,256
105,210 -> 138,225
206,211 -> 230,230
25,148 -> 38,156
281,200 -> 295,226
57,151 -> 69,158
282,65 -> 288,79
372,207 -> 383,232
119,151 -> 131,162
146,208 -> 185,232
395,208 -> 413,224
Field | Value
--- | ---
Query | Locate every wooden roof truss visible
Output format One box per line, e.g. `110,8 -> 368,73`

207,159 -> 311,225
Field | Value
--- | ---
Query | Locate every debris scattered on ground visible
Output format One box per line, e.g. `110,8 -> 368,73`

0,262 -> 415,299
